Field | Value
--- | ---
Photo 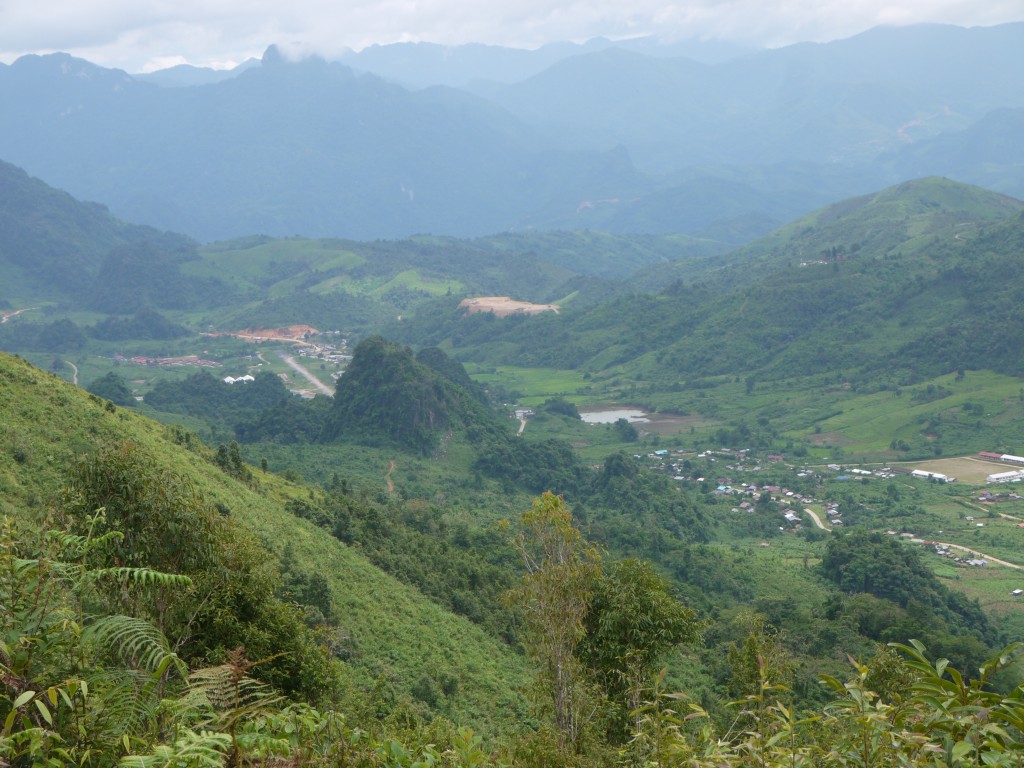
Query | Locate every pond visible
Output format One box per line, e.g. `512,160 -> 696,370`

579,408 -> 650,424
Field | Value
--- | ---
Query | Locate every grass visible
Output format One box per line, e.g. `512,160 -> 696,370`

188,239 -> 366,291
467,364 -> 594,405
0,351 -> 531,734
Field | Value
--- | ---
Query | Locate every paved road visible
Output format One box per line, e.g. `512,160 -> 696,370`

277,352 -> 334,397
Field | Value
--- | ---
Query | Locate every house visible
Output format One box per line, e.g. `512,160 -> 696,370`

911,470 -> 953,483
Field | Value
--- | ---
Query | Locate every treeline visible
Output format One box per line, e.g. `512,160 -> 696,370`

0,307 -> 190,354
820,531 -> 996,669
279,479 -> 520,641
145,369 -> 297,428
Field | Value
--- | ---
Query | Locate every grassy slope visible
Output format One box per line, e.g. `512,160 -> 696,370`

0,351 -> 529,732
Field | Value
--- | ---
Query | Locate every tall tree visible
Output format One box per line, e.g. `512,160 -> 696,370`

505,492 -> 601,753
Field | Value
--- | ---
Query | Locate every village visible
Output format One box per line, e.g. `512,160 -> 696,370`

632,445 -> 1024,584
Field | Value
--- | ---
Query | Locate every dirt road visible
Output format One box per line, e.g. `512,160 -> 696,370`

66,361 -> 78,386
804,508 -> 829,531
1,307 -> 36,324
924,541 -> 1023,570
277,352 -> 334,397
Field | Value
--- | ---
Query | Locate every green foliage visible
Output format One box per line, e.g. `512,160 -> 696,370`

541,398 -> 582,419
89,307 -> 190,341
506,493 -> 603,753
86,371 -> 136,406
0,158 -> 195,298
145,370 -> 296,436
474,437 -> 587,495
56,441 -> 339,701
507,494 -> 701,753
0,318 -> 86,353
821,531 -> 995,665
322,337 -> 505,455
579,558 -> 701,741
87,241 -> 224,313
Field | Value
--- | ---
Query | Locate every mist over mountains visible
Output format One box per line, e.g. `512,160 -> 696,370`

1,23 -> 1022,243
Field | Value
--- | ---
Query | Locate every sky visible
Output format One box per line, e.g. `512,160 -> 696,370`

1,0 -> 1022,73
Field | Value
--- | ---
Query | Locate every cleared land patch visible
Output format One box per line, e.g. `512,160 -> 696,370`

909,456 -> 1003,485
459,296 -> 559,317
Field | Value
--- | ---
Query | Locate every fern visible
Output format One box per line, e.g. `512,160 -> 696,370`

84,614 -> 188,680
118,729 -> 231,768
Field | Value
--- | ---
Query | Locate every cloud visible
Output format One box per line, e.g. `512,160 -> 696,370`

1,0 -> 1022,71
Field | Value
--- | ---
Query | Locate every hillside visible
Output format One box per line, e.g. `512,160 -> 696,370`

0,159 -> 196,304
395,178 -> 1024,383
318,337 -> 508,454
0,350 -> 530,731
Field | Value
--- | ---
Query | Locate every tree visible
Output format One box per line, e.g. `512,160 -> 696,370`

726,613 -> 793,702
579,558 -> 700,741
505,492 -> 601,753
86,371 -> 135,406
613,417 -> 639,442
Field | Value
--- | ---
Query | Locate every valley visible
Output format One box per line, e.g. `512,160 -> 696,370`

3,22 -> 1024,766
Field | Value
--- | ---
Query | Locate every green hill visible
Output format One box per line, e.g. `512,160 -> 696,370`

320,337 -> 508,455
0,350 -> 529,731
0,158 -> 226,316
397,178 -> 1024,383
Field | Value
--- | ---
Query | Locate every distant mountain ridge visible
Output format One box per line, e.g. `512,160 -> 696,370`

1,24 -> 1022,242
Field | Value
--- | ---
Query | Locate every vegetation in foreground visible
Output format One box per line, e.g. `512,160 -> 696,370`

4,490 -> 1024,767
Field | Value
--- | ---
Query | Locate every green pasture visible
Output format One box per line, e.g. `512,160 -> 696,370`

467,365 -> 595,405
191,238 -> 366,290
789,371 -> 1024,455
309,269 -> 463,299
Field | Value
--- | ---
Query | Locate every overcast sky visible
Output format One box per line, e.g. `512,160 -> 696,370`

1,0 -> 1022,73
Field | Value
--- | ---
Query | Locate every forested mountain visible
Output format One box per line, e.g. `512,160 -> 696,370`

320,337 -> 506,454
393,178 -> 1024,382
0,159 -> 197,302
1,24 -> 1023,242
0,158 -> 229,323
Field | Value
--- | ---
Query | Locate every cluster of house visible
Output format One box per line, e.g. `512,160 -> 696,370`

930,542 -> 988,567
295,345 -> 351,365
710,480 -> 845,530
223,374 -> 255,384
977,490 -> 1024,503
980,452 -> 1024,484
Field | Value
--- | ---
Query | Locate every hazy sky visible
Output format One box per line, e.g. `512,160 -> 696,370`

1,0 -> 1022,73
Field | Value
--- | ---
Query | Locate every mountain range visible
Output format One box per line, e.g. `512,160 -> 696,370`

1,23 -> 1023,243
